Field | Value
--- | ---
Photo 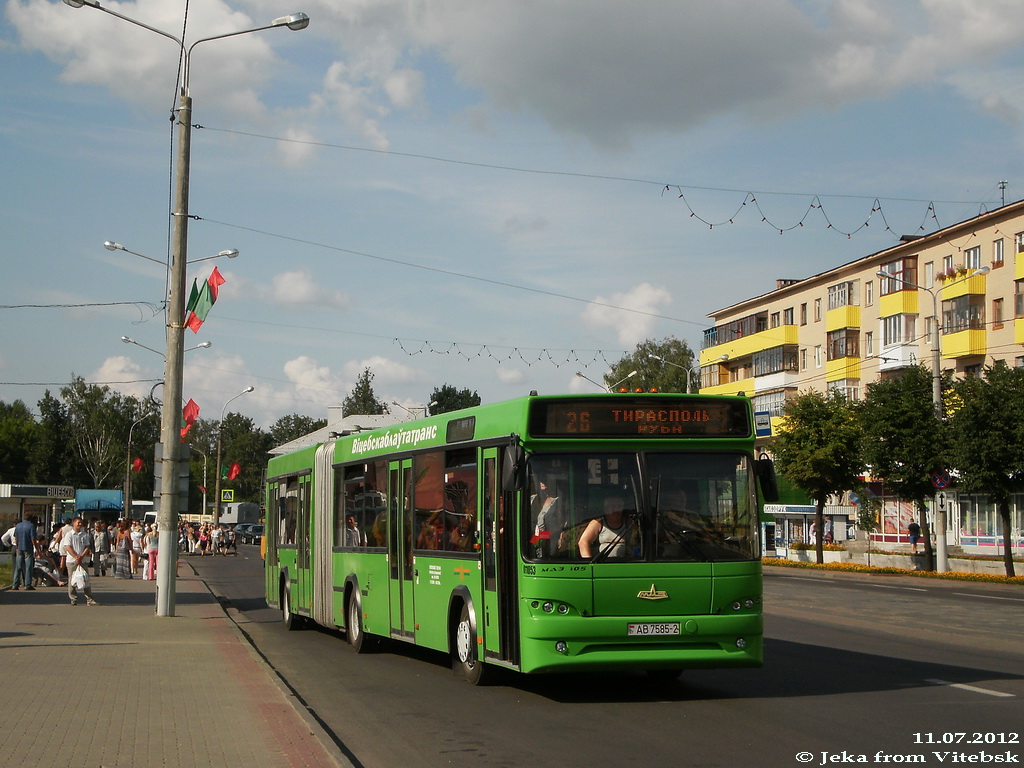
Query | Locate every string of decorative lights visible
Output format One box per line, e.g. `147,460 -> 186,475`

195,124 -> 1000,239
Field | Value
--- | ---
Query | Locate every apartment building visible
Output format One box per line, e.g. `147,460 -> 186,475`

700,199 -> 1024,416
699,200 -> 1024,554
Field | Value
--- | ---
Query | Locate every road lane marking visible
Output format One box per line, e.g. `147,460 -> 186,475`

925,679 -> 1015,698
952,592 -> 1024,603
866,583 -> 927,592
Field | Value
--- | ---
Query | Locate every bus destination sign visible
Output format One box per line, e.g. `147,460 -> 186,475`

529,398 -> 751,438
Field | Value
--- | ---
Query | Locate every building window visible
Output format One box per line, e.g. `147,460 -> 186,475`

943,254 -> 954,272
814,345 -> 822,368
865,331 -> 873,356
924,262 -> 934,289
993,298 -> 1004,329
783,307 -> 794,325
829,379 -> 860,402
827,281 -> 856,310
752,390 -> 788,417
965,246 -> 981,269
770,311 -> 780,328
1015,280 -> 1024,319
878,256 -> 918,295
924,316 -> 934,346
800,303 -> 807,325
800,348 -> 807,371
864,279 -> 874,307
752,345 -> 798,377
1016,233 -> 1024,254
881,314 -> 916,347
941,295 -> 984,334
813,298 -> 822,322
1015,356 -> 1024,369
826,329 -> 859,361
993,238 -> 1004,267
965,364 -> 982,377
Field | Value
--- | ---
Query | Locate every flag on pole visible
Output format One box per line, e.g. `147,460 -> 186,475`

227,461 -> 242,481
184,266 -> 226,333
180,398 -> 200,440
132,457 -> 144,472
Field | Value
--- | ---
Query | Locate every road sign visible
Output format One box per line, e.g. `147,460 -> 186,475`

753,411 -> 772,437
930,470 -> 951,489
221,489 -> 234,502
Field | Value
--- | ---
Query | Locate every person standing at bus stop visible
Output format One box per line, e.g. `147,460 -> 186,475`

91,519 -> 111,577
907,520 -> 921,554
11,515 -> 38,591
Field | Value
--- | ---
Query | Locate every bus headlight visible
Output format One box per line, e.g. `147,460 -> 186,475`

557,603 -> 569,615
542,601 -> 554,613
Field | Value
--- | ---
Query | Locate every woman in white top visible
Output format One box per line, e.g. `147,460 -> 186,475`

578,495 -> 628,559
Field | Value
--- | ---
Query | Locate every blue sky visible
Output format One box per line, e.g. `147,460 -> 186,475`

3,0 -> 1024,428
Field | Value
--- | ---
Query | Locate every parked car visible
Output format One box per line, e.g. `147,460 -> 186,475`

233,523 -> 255,540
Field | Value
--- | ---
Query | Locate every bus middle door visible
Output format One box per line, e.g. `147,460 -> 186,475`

388,459 -> 415,639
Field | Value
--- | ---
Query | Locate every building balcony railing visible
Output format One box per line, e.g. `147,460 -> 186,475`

699,324 -> 798,363
825,357 -> 862,382
942,329 -> 987,359
878,344 -> 919,372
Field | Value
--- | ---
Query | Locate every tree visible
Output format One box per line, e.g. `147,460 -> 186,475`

429,384 -> 481,414
0,400 -> 39,483
947,361 -> 1024,577
772,390 -> 864,563
61,377 -> 134,488
343,368 -> 389,415
605,337 -> 695,393
269,413 -> 327,446
30,391 -> 80,486
218,413 -> 272,504
859,365 -> 947,571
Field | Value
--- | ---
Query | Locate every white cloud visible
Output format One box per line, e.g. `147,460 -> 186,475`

581,283 -> 672,346
270,268 -> 352,310
88,356 -> 154,401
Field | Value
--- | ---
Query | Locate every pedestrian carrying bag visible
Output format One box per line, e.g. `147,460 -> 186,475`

71,566 -> 90,590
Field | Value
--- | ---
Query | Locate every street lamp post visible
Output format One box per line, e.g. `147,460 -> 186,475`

64,0 -> 308,616
875,265 -> 990,574
214,387 -> 254,528
124,412 -> 156,521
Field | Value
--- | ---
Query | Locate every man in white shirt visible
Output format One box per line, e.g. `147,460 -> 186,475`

63,517 -> 99,606
2,525 -> 16,576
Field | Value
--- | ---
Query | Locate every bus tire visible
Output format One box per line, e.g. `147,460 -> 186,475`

282,581 -> 303,631
453,603 -> 489,685
347,592 -> 373,654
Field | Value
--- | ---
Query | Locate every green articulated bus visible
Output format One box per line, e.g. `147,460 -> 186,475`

265,392 -> 778,685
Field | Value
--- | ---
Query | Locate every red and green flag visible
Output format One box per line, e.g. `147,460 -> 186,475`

184,266 -> 226,334
222,461 -> 242,481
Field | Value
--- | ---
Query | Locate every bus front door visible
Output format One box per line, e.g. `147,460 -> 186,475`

482,447 -> 519,665
388,459 -> 415,639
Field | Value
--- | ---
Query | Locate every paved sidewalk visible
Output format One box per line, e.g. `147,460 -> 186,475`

1,563 -> 350,768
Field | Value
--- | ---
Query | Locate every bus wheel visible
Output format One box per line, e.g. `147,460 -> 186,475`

347,592 -> 372,654
453,604 -> 488,685
282,582 -> 303,631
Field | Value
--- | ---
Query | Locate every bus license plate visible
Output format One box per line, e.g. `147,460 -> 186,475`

627,622 -> 680,636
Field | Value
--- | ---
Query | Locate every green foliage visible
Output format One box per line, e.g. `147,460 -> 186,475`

0,400 -> 39,482
343,368 -> 389,415
773,390 -> 865,504
859,364 -> 946,506
605,337 -> 695,393
947,361 -> 1024,577
269,413 -> 327,446
429,384 -> 481,414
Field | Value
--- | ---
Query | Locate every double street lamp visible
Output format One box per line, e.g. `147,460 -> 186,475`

64,0 -> 309,616
874,265 -> 990,573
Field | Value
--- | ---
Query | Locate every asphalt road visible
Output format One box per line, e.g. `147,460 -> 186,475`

194,551 -> 1024,768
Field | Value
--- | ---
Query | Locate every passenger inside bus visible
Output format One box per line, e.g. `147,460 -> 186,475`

577,494 -> 629,559
531,479 -> 567,557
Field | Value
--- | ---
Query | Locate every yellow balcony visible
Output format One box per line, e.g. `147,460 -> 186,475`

1016,260 -> 1024,281
826,305 -> 861,332
700,377 -> 755,397
879,289 -> 918,317
700,325 -> 798,364
940,272 -> 988,299
825,357 -> 861,382
1016,318 -> 1024,345
941,329 -> 986,359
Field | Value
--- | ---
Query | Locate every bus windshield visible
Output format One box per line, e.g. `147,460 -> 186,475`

526,451 -> 757,563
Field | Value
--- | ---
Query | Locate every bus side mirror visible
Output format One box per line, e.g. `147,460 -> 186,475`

502,435 -> 525,492
755,457 -> 779,503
